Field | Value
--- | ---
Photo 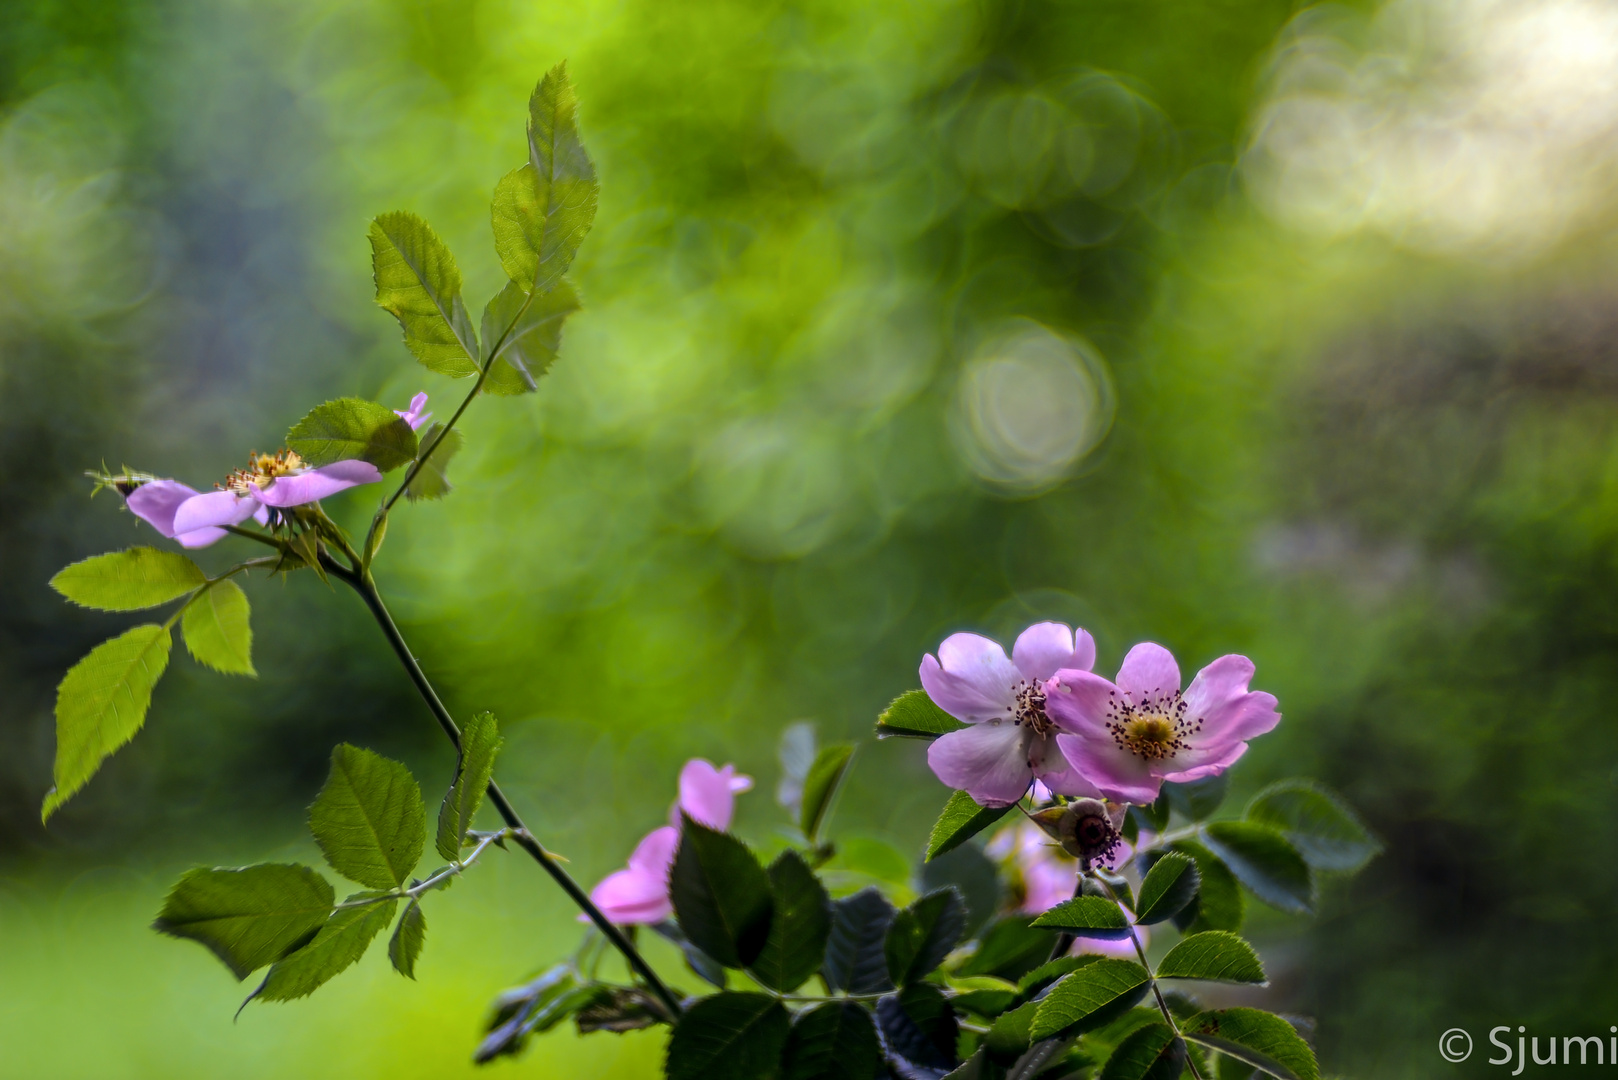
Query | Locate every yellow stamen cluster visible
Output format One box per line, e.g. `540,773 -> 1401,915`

223,449 -> 305,495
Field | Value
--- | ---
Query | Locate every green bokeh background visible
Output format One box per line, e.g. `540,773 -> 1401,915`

4,0 -> 1614,1076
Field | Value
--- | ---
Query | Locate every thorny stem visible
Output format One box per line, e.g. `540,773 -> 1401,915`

1090,872 -> 1205,1080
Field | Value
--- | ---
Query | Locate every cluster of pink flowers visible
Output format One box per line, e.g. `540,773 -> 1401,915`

922,622 -> 1280,808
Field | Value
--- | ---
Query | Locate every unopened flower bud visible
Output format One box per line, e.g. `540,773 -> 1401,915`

1057,798 -> 1124,867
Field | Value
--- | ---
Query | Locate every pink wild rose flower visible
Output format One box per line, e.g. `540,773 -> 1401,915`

921,622 -> 1103,807
1045,642 -> 1281,804
588,759 -> 753,925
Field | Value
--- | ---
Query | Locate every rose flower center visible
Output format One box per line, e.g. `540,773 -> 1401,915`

224,449 -> 306,495
1010,681 -> 1056,737
1105,691 -> 1200,761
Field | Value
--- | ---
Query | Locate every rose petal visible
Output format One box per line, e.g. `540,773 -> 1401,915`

926,722 -> 1032,807
1029,734 -> 1103,798
253,460 -> 383,507
1012,622 -> 1098,681
172,490 -> 262,536
176,526 -> 229,549
1159,741 -> 1248,784
718,763 -> 755,794
920,632 -> 1021,722
588,866 -> 673,925
1022,852 -> 1078,914
1115,642 -> 1181,703
125,480 -> 200,537
1042,670 -> 1123,736
678,759 -> 741,831
626,825 -> 680,876
1198,691 -> 1281,746
1055,732 -> 1162,804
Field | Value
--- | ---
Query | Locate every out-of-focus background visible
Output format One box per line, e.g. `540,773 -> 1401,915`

4,0 -> 1617,1075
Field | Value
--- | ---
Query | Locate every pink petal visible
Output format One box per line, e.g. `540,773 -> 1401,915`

1012,622 -> 1097,682
1182,655 -> 1254,717
253,460 -> 383,507
1043,670 -> 1123,736
1159,741 -> 1248,784
1116,642 -> 1181,702
626,826 -> 679,876
1198,691 -> 1281,746
253,504 -> 270,525
125,480 -> 200,537
395,392 -> 432,431
718,764 -> 755,794
176,527 -> 229,549
588,866 -> 672,925
678,759 -> 743,831
172,490 -> 262,535
920,633 -> 1020,722
926,722 -> 1033,807
1029,734 -> 1103,798
1055,732 -> 1162,805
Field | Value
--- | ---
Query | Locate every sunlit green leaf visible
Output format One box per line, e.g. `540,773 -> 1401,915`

50,548 -> 205,611
481,277 -> 582,394
781,1001 -> 881,1080
875,689 -> 968,739
665,992 -> 790,1080
1156,931 -> 1266,984
286,397 -> 419,472
308,743 -> 426,890
983,999 -> 1039,1058
669,815 -> 774,969
369,210 -> 479,377
435,711 -> 501,861
1180,1008 -> 1320,1080
1099,1022 -> 1186,1080
43,624 -> 173,822
181,579 -> 254,676
927,789 -> 1012,862
1030,959 -> 1152,1040
1016,954 -> 1103,998
799,742 -> 854,843
1133,852 -> 1199,925
152,864 -> 334,979
1030,895 -> 1132,938
1203,822 -> 1314,914
404,423 -> 465,502
748,850 -> 832,992
388,899 -> 425,979
1245,780 -> 1382,873
253,893 -> 397,1002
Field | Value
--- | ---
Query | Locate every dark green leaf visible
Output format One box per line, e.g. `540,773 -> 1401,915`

1156,931 -> 1266,984
369,210 -> 479,376
181,580 -> 255,676
652,920 -> 728,989
481,278 -> 581,393
953,916 -> 1057,981
821,886 -> 896,994
749,850 -> 832,992
1030,895 -> 1132,938
1099,1023 -> 1186,1080
1030,959 -> 1152,1040
1089,870 -> 1135,914
389,899 -> 425,978
886,887 -> 967,986
782,1001 -> 882,1080
575,986 -> 666,1033
927,789 -> 1013,862
1164,775 -> 1229,822
952,983 -> 1020,1018
286,397 -> 419,472
51,548 -> 204,611
876,982 -> 958,1072
1129,794 -> 1171,838
254,893 -> 398,1002
308,743 -> 426,890
665,992 -> 791,1080
1245,780 -> 1382,873
1202,822 -> 1314,915
43,624 -> 172,822
404,423 -> 466,502
799,742 -> 855,844
153,864 -> 335,979
435,711 -> 502,861
983,999 -> 1039,1059
669,815 -> 774,968
1180,1008 -> 1320,1080
922,842 -> 1002,938
1134,852 -> 1200,926
1015,955 -> 1102,998
875,689 -> 969,739
1165,841 -> 1246,934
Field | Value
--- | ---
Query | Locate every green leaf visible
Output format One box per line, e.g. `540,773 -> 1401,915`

953,916 -> 1056,981
43,624 -> 173,821
885,887 -> 967,986
369,210 -> 479,377
181,580 -> 255,676
875,689 -> 968,739
152,864 -> 335,979
927,789 -> 1013,862
1165,841 -> 1245,934
51,548 -> 205,611
1029,895 -> 1132,938
1030,959 -> 1152,1040
877,982 -> 959,1072
1156,931 -> 1266,984
665,992 -> 791,1080
951,982 -> 1020,1018
1180,1008 -> 1320,1080
1245,780 -> 1382,873
491,62 -> 599,298
1134,852 -> 1199,926
799,742 -> 855,844
983,999 -> 1039,1058
1099,1023 -> 1186,1080
1016,955 -> 1103,998
669,815 -> 774,968
285,397 -> 419,472
389,899 -> 425,979
1202,822 -> 1314,914
404,423 -> 466,502
308,744 -> 426,890
1164,775 -> 1229,822
435,711 -> 502,861
481,277 -> 582,394
821,886 -> 896,994
748,850 -> 832,993
253,893 -> 398,1002
781,1001 -> 882,1080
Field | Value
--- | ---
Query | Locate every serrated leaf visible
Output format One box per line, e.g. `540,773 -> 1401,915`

1156,931 -> 1266,984
875,689 -> 969,739
1164,841 -> 1246,935
1202,822 -> 1314,915
153,864 -> 335,979
1030,895 -> 1132,938
652,920 -> 728,989
404,423 -> 466,502
286,397 -> 419,472
253,893 -> 397,1002
1016,954 -> 1103,997
389,899 -> 425,978
1164,775 -> 1229,822
1030,959 -> 1152,1040
1180,1008 -> 1320,1080
181,580 -> 254,675
1134,852 -> 1199,926
491,62 -> 599,298
435,711 -> 501,861
781,1001 -> 881,1080
1099,1022 -> 1186,1080
821,886 -> 896,994
309,744 -> 426,890
51,548 -> 204,611
481,277 -> 581,394
886,887 -> 967,986
669,815 -> 774,969
369,210 -> 479,376
799,742 -> 854,844
1245,780 -> 1382,873
952,982 -> 1021,1018
43,624 -> 172,821
877,982 -> 959,1073
748,850 -> 832,992
927,789 -> 1013,862
983,998 -> 1039,1059
665,992 -> 791,1080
